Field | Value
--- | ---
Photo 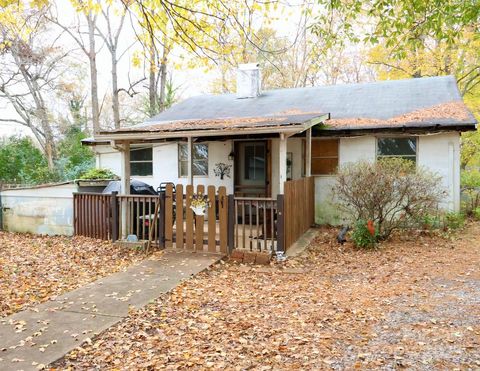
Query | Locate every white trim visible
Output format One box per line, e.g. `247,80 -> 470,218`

178,142 -> 209,179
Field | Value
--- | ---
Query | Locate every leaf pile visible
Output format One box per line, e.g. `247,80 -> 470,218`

0,232 -> 147,317
56,223 -> 480,369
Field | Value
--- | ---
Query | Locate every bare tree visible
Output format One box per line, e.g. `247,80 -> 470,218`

49,4 -> 101,134
95,3 -> 129,128
0,6 -> 69,168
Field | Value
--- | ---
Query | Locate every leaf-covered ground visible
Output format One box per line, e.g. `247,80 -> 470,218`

56,224 -> 480,370
0,232 -> 147,317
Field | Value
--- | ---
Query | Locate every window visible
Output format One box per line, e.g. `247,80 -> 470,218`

311,139 -> 339,175
377,137 -> 417,163
178,143 -> 208,176
244,142 -> 266,181
130,147 -> 153,176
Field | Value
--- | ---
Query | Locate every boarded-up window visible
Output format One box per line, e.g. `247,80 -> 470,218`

311,139 -> 339,175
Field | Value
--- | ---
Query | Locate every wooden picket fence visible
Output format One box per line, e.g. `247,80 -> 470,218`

163,184 -> 229,254
74,179 -> 314,254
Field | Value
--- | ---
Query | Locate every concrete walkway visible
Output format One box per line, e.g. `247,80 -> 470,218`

0,250 -> 222,370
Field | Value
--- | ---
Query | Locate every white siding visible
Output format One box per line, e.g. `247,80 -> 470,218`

314,133 -> 461,225
417,132 -> 460,211
270,138 -> 304,196
95,141 -> 235,193
95,133 -> 462,226
339,136 -> 376,163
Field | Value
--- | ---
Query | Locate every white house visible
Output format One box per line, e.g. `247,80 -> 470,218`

85,66 -> 477,225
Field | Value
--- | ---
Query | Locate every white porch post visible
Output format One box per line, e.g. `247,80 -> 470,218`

120,142 -> 131,239
278,134 -> 287,194
306,128 -> 312,177
188,137 -> 194,186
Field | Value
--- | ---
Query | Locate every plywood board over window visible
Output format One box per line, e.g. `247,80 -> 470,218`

311,139 -> 339,175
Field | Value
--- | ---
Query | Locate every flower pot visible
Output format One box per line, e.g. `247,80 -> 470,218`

190,205 -> 206,216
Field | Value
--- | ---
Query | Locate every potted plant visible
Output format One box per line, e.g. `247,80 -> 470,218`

76,168 -> 119,187
190,193 -> 210,216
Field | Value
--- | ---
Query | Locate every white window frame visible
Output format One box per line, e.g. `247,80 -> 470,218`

376,136 -> 418,163
130,146 -> 153,176
178,143 -> 209,177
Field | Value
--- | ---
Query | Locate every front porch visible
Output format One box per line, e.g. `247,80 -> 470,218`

73,176 -> 315,256
81,111 -> 322,254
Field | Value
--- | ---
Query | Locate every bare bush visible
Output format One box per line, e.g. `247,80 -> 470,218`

334,158 -> 445,239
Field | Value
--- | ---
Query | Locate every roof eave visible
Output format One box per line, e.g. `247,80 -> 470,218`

94,114 -> 331,142
313,122 -> 477,137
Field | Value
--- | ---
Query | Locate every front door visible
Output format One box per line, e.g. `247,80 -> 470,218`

234,141 -> 270,197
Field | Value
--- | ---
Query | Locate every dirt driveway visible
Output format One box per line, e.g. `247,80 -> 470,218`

56,224 -> 480,369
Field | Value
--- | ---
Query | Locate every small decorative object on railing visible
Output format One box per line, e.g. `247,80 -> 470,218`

214,162 -> 232,180
190,193 -> 210,216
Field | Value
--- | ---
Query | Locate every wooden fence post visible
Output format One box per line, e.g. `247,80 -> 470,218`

111,191 -> 119,242
276,194 -> 285,252
158,191 -> 166,249
227,194 -> 235,254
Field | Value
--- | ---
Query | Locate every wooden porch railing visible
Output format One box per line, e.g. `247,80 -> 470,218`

73,179 -> 314,254
73,193 -> 113,240
117,194 -> 161,244
230,196 -> 282,253
284,176 -> 315,249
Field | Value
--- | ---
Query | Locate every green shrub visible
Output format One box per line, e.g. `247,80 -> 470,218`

461,170 -> 480,216
351,219 -> 379,248
443,212 -> 465,230
78,168 -> 118,180
334,158 -> 445,240
421,214 -> 442,230
473,208 -> 480,221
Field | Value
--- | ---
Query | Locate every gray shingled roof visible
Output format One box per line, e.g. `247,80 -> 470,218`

135,75 -> 475,131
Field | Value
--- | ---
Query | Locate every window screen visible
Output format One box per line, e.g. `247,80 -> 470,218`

130,147 -> 153,176
178,143 -> 208,176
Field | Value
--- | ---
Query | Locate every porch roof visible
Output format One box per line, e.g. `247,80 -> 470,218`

94,112 -> 330,141
93,75 -> 476,142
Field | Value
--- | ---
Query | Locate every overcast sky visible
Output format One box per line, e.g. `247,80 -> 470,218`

0,1 -> 303,137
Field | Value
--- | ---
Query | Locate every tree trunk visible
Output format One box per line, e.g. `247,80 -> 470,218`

87,13 -> 100,134
148,41 -> 157,117
111,45 -> 120,129
158,55 -> 167,112
15,57 -> 57,170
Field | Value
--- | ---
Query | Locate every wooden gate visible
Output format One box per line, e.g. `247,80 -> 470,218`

284,176 -> 315,249
164,184 -> 228,254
